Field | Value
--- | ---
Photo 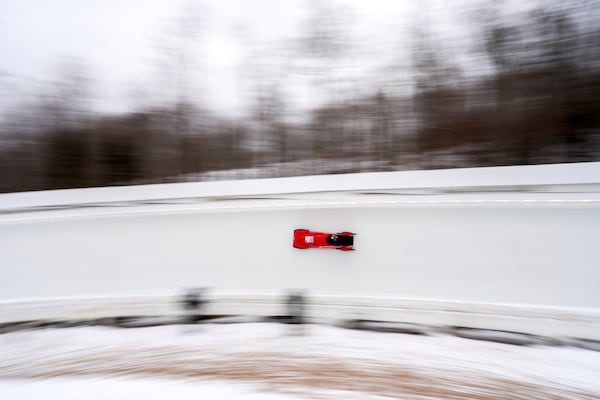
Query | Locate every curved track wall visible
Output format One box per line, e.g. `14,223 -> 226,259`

1,162 -> 599,339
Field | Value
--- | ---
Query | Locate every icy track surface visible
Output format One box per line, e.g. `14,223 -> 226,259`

1,162 -> 600,308
2,323 -> 600,400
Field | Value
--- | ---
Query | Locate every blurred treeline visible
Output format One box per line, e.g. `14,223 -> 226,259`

1,1 -> 599,193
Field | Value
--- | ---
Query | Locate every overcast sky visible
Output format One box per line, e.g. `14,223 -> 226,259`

0,0 -> 543,119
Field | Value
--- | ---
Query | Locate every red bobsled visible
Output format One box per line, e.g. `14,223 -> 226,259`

293,229 -> 355,251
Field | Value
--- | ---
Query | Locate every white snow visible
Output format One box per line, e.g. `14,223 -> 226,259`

1,323 -> 599,399
0,377 -> 307,400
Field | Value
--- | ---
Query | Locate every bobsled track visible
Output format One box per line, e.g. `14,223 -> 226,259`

1,162 -> 600,342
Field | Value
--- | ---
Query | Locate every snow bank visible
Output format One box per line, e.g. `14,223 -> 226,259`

1,323 -> 599,399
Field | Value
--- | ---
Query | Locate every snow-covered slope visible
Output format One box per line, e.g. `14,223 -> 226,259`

2,323 -> 599,399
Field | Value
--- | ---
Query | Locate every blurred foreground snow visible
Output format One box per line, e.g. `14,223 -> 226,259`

1,323 -> 599,399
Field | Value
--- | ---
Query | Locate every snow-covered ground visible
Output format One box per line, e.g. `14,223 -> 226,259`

2,323 -> 600,399
174,158 -> 391,182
